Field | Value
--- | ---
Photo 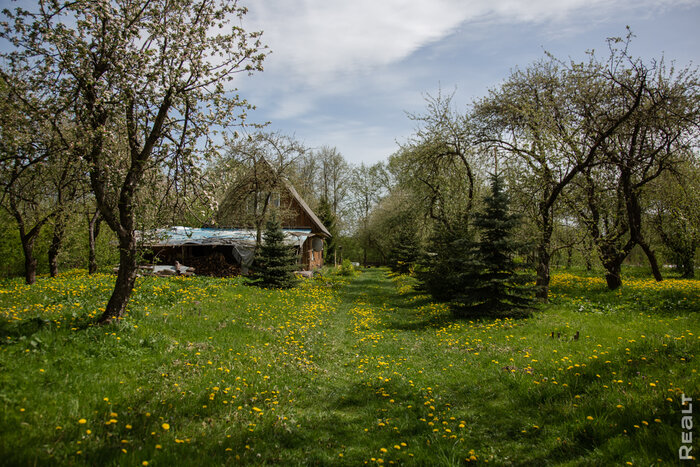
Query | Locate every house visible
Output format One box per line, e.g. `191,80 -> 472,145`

140,161 -> 330,274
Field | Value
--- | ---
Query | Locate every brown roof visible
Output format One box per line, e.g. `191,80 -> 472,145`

281,177 -> 331,238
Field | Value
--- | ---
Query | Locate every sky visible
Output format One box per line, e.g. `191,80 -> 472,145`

235,0 -> 700,165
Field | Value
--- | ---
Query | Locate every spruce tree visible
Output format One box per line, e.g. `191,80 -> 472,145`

388,227 -> 422,275
417,215 -> 473,303
453,173 -> 534,318
251,214 -> 298,289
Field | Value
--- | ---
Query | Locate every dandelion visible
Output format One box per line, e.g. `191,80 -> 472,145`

162,423 -> 170,430
78,419 -> 87,424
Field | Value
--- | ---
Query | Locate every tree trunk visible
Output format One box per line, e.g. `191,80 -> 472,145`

622,170 -> 662,282
535,205 -> 553,300
98,232 -> 138,324
602,258 -> 623,290
88,210 -> 101,274
584,238 -> 593,271
48,215 -> 66,278
597,238 -> 635,290
535,245 -> 550,300
13,212 -> 49,286
255,219 -> 263,247
22,236 -> 38,285
637,239 -> 663,282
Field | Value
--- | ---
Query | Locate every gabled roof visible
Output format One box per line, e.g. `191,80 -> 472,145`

281,177 -> 331,238
219,156 -> 331,238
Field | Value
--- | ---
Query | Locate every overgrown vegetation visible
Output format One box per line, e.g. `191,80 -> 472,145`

422,172 -> 535,318
1,268 -> 697,465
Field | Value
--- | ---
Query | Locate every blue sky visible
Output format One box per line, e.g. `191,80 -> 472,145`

237,0 -> 700,165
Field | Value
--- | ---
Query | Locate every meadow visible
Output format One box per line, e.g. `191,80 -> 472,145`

0,267 -> 698,465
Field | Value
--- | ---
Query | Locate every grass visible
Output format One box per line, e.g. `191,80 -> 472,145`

0,267 -> 698,465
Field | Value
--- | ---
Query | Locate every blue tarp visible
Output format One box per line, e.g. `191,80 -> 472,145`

139,226 -> 312,248
138,226 -> 314,272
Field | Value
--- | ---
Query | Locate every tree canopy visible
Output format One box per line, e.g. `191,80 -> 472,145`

1,0 -> 267,322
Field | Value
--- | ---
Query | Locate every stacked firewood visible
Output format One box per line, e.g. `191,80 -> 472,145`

185,253 -> 240,277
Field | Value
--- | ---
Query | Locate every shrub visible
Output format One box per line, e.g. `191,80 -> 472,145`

337,259 -> 357,277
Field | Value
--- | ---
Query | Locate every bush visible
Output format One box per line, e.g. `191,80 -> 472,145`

418,173 -> 535,318
337,259 -> 357,277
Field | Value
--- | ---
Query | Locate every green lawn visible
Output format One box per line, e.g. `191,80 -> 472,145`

0,268 -> 698,465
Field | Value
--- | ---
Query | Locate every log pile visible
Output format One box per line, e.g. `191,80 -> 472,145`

185,253 -> 240,277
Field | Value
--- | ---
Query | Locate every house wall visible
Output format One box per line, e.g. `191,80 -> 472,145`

302,237 -> 324,270
216,167 -> 328,270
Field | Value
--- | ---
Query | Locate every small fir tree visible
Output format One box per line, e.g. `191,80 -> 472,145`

417,215 -> 473,303
250,214 -> 298,289
388,226 -> 422,275
453,173 -> 534,317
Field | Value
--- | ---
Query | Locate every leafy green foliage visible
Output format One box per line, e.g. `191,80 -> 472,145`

419,174 -> 535,318
316,195 -> 338,263
416,217 -> 473,303
250,215 -> 298,289
452,173 -> 535,317
337,258 -> 358,277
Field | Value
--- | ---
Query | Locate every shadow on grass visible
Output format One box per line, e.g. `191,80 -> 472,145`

340,269 -> 453,331
343,269 -> 535,332
0,316 -> 50,343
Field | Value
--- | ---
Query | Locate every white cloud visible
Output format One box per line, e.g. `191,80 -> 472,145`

245,0 -> 693,89
237,0 -> 699,162
246,0 -> 466,85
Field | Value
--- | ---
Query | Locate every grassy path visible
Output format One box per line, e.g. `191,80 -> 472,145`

298,269 -> 700,465
0,268 -> 698,465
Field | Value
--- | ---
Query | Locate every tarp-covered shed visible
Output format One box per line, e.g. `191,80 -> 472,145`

139,226 -> 320,274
